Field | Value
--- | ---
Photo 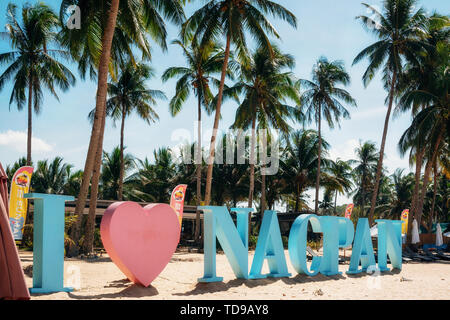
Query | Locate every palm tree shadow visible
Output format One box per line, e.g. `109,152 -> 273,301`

68,284 -> 159,299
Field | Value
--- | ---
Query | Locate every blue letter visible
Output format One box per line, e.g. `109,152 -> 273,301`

319,216 -> 340,276
347,218 -> 376,274
376,219 -> 403,272
25,193 -> 74,293
198,206 -> 253,282
249,211 -> 291,279
337,217 -> 355,249
288,214 -> 322,276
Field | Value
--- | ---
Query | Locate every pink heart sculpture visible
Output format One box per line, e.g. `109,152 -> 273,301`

100,202 -> 180,287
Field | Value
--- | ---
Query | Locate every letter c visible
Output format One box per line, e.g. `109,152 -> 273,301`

288,214 -> 322,276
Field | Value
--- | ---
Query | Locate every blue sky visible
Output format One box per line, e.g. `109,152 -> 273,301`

0,0 -> 448,207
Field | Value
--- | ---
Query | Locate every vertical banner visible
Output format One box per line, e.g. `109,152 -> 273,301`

401,209 -> 409,234
170,184 -> 187,229
9,166 -> 34,240
344,204 -> 354,219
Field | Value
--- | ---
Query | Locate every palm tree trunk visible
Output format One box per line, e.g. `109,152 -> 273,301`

69,0 -> 121,257
260,129 -> 267,219
194,94 -> 202,242
295,183 -> 300,212
429,161 -> 438,231
315,104 -> 322,214
361,176 -> 366,217
118,105 -> 126,201
416,131 -> 443,228
247,114 -> 256,236
23,76 -> 33,241
368,70 -> 397,225
27,79 -> 33,166
406,147 -> 424,245
204,33 -> 231,205
334,190 -> 338,215
416,158 -> 432,227
248,114 -> 256,208
82,116 -> 105,255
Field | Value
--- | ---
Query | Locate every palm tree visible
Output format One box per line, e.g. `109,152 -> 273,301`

0,3 -> 75,165
100,146 -> 135,200
127,148 -> 177,203
353,0 -> 427,225
62,0 -> 185,255
211,134 -> 249,207
102,61 -> 164,201
378,169 -> 414,219
162,37 -> 226,241
183,0 -> 298,206
351,141 -> 379,217
300,57 -> 356,214
63,169 -> 84,197
319,189 -> 334,215
399,61 -> 448,239
284,130 -> 330,212
396,13 -> 449,243
327,159 -> 354,214
32,157 -> 73,195
229,46 -> 301,214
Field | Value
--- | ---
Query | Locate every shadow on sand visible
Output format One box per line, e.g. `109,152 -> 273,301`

173,273 -> 347,296
66,283 -> 159,299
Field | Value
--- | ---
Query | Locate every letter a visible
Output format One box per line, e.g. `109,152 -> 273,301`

347,218 -> 376,274
249,211 -> 291,279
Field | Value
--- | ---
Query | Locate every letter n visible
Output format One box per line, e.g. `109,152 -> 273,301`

376,219 -> 403,272
198,206 -> 253,282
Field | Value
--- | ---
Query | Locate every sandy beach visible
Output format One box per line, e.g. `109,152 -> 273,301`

20,250 -> 450,300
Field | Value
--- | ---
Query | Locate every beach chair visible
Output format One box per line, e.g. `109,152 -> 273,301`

403,250 -> 421,261
405,246 -> 433,262
306,246 -> 345,264
435,249 -> 450,261
402,255 -> 412,263
421,249 -> 441,261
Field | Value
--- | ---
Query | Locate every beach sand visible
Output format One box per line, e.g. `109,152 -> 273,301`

20,250 -> 449,300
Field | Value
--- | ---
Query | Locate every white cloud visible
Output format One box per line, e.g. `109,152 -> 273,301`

0,130 -> 53,153
328,138 -> 359,162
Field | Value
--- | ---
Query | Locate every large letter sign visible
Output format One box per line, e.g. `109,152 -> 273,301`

376,219 -> 403,271
319,216 -> 342,276
198,206 -> 253,282
25,193 -> 74,294
25,196 -> 405,292
249,211 -> 291,279
288,214 -> 322,276
347,218 -> 376,274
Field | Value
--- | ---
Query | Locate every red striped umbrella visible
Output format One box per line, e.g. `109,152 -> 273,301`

0,162 -> 30,300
